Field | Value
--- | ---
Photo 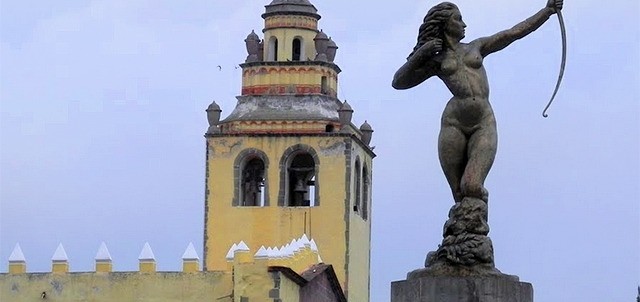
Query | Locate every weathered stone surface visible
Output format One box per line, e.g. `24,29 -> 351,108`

426,197 -> 494,268
391,274 -> 533,302
222,95 -> 342,122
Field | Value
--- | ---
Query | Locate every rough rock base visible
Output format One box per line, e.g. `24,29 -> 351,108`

391,274 -> 533,302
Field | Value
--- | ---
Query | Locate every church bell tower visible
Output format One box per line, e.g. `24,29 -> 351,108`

203,1 -> 375,300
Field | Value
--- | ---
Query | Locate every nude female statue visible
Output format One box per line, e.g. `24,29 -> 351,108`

393,1 -> 564,270
393,0 -> 563,205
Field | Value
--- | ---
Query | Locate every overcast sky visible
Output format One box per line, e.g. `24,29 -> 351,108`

1,0 -> 638,301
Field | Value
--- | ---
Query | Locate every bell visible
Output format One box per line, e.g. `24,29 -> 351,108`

293,179 -> 307,193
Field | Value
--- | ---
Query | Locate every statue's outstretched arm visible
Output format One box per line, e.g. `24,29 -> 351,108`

392,40 -> 442,90
476,5 -> 557,57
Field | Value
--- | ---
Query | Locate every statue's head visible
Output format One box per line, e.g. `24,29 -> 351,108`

409,2 -> 460,58
443,4 -> 466,41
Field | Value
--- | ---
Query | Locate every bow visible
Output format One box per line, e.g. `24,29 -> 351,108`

542,9 -> 566,118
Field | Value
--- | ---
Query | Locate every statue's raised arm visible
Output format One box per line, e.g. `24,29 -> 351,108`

475,0 -> 563,57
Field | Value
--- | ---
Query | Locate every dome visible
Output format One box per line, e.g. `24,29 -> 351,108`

207,101 -> 221,112
263,0 -> 320,19
360,120 -> 372,132
314,30 -> 328,41
339,100 -> 353,112
245,30 -> 260,42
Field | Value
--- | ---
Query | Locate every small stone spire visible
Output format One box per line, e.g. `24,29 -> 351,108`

338,100 -> 354,133
206,101 -> 222,135
360,120 -> 374,145
138,242 -> 156,273
314,30 -> 329,61
245,30 -> 261,63
327,38 -> 338,62
95,242 -> 113,273
8,243 -> 26,274
51,243 -> 69,273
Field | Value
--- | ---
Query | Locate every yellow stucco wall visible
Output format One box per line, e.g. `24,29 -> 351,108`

205,135 -> 348,273
263,28 -> 317,62
279,273 -> 302,302
0,272 -> 231,302
233,260 -> 274,302
345,144 -> 373,302
204,134 -> 373,300
241,64 -> 338,97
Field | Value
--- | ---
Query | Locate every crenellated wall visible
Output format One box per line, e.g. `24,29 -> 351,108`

1,237 -> 334,302
1,272 -> 231,302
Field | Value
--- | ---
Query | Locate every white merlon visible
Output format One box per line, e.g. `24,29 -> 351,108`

310,239 -> 318,252
95,242 -> 112,261
236,241 -> 250,252
296,239 -> 305,251
300,234 -> 311,248
226,243 -> 238,260
52,243 -> 68,262
266,247 -> 275,259
288,245 -> 297,257
9,243 -> 26,262
254,246 -> 268,258
317,254 -> 323,263
277,246 -> 286,258
281,244 -> 290,258
182,242 -> 199,260
138,242 -> 156,261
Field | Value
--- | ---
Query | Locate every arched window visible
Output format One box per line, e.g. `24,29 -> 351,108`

241,158 -> 266,206
233,149 -> 269,207
320,76 -> 328,94
362,164 -> 370,220
279,145 -> 320,207
354,159 -> 361,212
292,38 -> 302,61
268,37 -> 279,61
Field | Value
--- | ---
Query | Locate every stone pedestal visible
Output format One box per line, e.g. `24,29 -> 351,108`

391,273 -> 533,302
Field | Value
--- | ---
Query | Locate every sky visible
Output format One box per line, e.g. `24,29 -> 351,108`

1,0 -> 638,301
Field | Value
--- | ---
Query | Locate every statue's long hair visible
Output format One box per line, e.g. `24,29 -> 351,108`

408,2 -> 458,59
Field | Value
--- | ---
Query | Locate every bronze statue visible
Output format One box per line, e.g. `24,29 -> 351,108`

393,0 -> 564,274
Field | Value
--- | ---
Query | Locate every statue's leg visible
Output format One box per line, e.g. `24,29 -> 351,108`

460,120 -> 497,201
438,125 -> 467,203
